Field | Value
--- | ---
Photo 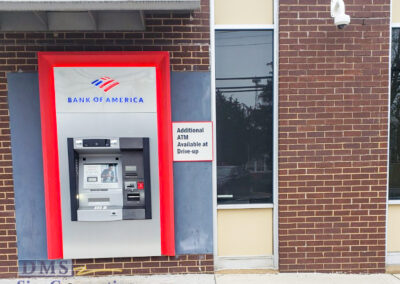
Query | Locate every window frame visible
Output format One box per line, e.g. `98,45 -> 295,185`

213,26 -> 276,210
210,0 -> 279,270
389,26 -> 400,203
214,28 -> 275,206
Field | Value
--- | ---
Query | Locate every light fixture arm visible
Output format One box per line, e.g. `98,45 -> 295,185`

331,0 -> 346,18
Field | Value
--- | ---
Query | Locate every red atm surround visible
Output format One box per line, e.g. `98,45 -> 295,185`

38,52 -> 175,259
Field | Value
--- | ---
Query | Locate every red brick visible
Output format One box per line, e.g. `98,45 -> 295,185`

279,0 -> 388,273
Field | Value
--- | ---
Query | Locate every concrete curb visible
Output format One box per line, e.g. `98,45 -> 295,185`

2,273 -> 400,284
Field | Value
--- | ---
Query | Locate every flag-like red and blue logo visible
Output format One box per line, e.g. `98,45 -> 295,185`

91,76 -> 119,92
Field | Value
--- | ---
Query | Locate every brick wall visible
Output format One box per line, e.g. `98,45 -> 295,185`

73,254 -> 213,276
0,0 -> 210,278
279,0 -> 390,273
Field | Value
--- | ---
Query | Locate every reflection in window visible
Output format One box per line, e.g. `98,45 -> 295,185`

390,28 -> 400,200
215,30 -> 273,204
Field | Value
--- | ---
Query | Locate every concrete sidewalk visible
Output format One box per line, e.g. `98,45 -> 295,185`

2,273 -> 400,284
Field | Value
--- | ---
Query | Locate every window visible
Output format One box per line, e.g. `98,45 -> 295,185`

390,28 -> 400,200
215,30 -> 274,204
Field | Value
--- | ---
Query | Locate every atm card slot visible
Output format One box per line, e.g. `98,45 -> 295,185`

127,193 -> 140,201
125,172 -> 138,178
125,181 -> 137,191
88,197 -> 110,203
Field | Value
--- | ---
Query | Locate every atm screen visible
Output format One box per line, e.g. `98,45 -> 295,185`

83,163 -> 119,188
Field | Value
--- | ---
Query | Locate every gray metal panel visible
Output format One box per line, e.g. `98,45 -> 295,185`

0,11 -> 146,32
0,0 -> 200,11
96,11 -> 145,31
0,12 -> 47,31
47,12 -> 96,30
171,72 -> 213,254
7,73 -> 48,260
173,162 -> 213,254
171,72 -> 211,122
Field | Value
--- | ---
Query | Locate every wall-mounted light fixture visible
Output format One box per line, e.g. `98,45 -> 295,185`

331,0 -> 350,29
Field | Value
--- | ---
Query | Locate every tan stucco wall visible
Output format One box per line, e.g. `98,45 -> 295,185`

214,0 -> 273,25
388,204 -> 400,252
394,0 -> 400,24
217,208 -> 273,256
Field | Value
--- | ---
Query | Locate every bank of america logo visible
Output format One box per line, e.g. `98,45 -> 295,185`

91,76 -> 120,92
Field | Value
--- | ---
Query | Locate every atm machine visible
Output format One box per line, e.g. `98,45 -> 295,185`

68,137 -> 152,221
38,52 -> 174,259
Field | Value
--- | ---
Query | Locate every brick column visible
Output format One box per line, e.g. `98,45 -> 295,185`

278,0 -> 390,273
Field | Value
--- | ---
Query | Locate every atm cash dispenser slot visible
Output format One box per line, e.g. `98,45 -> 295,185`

68,137 -> 152,221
